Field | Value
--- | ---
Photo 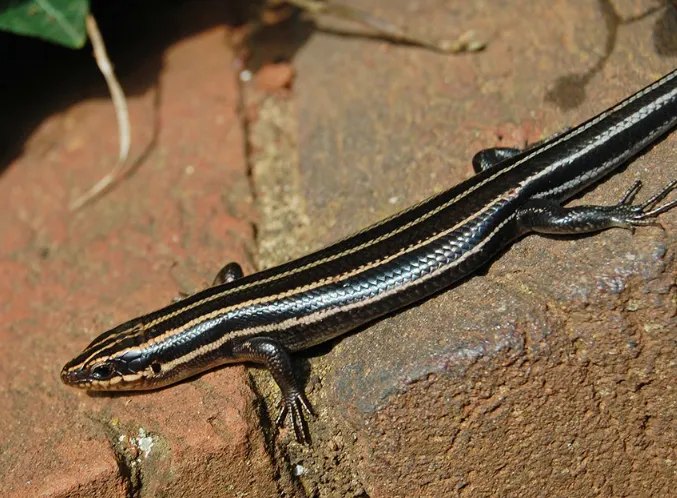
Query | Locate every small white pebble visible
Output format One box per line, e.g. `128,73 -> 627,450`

137,436 -> 154,458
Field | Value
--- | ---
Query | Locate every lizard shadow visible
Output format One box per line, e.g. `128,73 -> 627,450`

0,0 -> 250,177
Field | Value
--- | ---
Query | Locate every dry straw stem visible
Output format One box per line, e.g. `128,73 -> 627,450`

70,13 -> 131,211
286,0 -> 486,53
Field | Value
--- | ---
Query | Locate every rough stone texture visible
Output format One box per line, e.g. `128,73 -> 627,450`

271,0 -> 677,496
2,0 -> 677,496
0,2 -> 288,497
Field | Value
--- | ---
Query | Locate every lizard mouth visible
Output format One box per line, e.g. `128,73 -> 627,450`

60,367 -> 92,388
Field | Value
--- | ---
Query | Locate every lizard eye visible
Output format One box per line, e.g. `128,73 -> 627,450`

91,364 -> 114,380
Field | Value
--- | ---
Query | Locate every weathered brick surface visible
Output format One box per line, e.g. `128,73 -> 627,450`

3,1 -> 677,497
276,0 -> 677,495
0,3 -> 282,497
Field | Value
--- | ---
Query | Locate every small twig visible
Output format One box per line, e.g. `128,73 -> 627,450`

286,0 -> 486,53
70,13 -> 131,211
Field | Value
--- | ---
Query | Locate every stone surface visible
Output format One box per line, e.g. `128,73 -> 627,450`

266,0 -> 677,495
255,62 -> 296,92
3,0 -> 677,497
0,2 -> 287,497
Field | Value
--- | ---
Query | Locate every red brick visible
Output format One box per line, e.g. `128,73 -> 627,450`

0,3 -> 277,497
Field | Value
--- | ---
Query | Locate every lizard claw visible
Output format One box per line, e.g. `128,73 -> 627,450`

276,390 -> 315,444
612,178 -> 677,228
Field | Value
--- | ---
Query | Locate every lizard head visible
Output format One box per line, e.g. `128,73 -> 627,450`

61,319 -> 165,391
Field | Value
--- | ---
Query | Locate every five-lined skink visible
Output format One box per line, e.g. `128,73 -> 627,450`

62,68 -> 677,443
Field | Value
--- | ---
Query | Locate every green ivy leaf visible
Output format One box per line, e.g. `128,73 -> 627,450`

0,0 -> 89,48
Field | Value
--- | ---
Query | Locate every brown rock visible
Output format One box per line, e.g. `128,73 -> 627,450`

255,62 -> 295,92
257,0 -> 677,496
